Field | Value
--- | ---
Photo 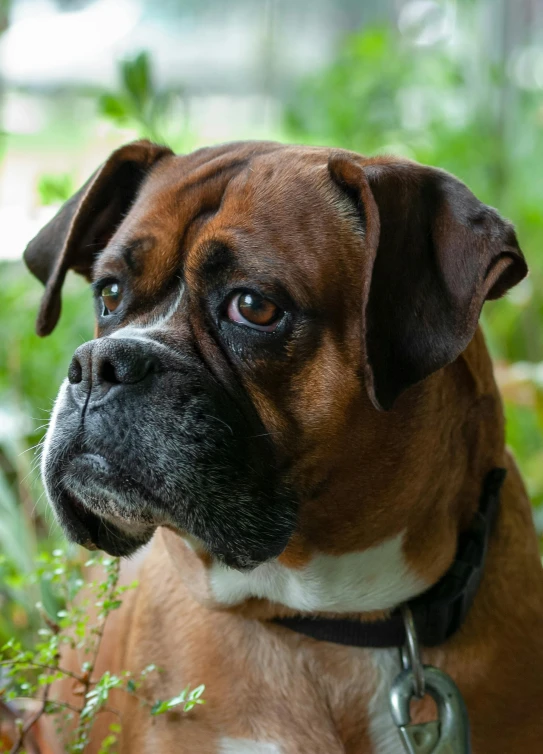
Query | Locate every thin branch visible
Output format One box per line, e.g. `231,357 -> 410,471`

0,659 -> 84,684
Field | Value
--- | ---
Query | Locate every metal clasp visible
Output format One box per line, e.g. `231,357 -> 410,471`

388,607 -> 471,754
399,605 -> 425,699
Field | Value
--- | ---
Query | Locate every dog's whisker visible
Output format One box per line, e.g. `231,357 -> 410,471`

202,414 -> 234,436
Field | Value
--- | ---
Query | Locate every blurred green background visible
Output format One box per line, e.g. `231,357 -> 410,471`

1,0 -> 543,646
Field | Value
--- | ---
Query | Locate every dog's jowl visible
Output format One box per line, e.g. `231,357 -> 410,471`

26,140 -> 543,753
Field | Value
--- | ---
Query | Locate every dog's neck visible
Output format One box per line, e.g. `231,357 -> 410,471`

162,328 -> 508,621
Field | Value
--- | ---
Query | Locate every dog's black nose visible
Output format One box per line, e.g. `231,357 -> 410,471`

69,338 -> 156,402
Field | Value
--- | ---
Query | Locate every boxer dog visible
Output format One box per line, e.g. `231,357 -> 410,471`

24,140 -> 543,753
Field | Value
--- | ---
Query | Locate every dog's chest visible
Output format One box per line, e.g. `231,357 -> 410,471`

216,646 -> 405,754
216,634 -> 406,754
126,537 -> 410,754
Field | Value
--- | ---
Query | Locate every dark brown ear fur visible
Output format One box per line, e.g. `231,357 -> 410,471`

328,154 -> 528,411
24,139 -> 173,336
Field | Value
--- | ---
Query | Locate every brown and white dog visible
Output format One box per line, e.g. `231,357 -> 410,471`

25,140 -> 543,753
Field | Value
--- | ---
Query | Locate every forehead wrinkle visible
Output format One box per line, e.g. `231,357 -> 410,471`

121,236 -> 156,272
176,157 -> 249,194
119,157 -> 255,280
92,243 -> 129,280
139,233 -> 181,295
134,152 -> 250,205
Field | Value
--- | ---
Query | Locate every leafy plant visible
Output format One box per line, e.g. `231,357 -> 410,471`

0,552 -> 204,753
98,51 -> 190,149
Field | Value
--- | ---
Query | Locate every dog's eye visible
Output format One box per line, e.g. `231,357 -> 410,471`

100,282 -> 123,315
226,291 -> 282,331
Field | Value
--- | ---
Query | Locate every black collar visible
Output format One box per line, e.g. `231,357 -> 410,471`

273,468 -> 506,649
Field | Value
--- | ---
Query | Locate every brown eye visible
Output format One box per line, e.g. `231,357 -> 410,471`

101,282 -> 123,314
227,291 -> 282,331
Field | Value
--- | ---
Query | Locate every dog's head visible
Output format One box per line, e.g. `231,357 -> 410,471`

25,140 -> 526,572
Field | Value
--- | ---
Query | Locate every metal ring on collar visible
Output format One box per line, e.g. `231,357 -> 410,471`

400,604 -> 425,699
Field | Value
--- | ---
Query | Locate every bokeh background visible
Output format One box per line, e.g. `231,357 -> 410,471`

1,0 -> 543,646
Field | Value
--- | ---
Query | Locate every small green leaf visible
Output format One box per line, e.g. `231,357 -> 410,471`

151,700 -> 169,716
188,684 -> 205,701
164,691 -> 187,708
98,93 -> 131,121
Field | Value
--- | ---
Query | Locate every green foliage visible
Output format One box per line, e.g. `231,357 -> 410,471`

0,553 -> 205,752
150,684 -> 206,716
37,174 -> 74,206
98,51 -> 190,149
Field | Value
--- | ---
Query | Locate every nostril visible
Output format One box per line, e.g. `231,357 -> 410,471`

100,359 -> 120,385
97,355 -> 154,385
68,356 -> 83,384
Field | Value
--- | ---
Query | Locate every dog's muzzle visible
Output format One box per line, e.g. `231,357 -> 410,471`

42,335 -> 297,568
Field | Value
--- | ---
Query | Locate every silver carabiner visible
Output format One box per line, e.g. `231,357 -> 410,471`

389,665 -> 471,754
388,606 -> 471,754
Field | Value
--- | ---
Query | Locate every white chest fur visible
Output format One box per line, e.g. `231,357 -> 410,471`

209,531 -> 426,613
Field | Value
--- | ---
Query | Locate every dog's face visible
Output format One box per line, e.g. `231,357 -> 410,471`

25,140 -> 527,572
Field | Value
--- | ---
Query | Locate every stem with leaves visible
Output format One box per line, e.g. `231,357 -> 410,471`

0,551 -> 205,754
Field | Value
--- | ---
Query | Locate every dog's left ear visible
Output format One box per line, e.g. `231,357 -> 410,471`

328,155 -> 528,410
24,139 -> 173,336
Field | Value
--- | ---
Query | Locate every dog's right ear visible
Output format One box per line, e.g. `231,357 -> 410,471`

328,153 -> 527,411
24,139 -> 173,336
